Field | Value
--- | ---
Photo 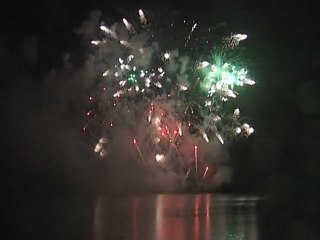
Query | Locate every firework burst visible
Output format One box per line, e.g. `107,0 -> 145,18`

83,9 -> 255,189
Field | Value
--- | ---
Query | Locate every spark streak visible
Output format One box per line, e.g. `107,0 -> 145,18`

215,132 -> 224,144
200,166 -> 209,185
133,139 -> 147,167
138,9 -> 147,26
194,145 -> 198,175
123,18 -> 134,32
185,23 -> 197,47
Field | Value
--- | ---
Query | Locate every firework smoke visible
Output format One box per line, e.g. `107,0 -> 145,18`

81,9 -> 255,191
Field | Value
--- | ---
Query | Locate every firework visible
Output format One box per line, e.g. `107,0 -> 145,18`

185,23 -> 198,47
200,166 -> 209,185
84,9 -> 256,188
94,137 -> 108,157
194,145 -> 198,175
223,33 -> 248,48
133,138 -> 147,167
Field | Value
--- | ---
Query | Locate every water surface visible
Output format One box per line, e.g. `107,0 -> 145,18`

93,194 -> 260,240
7,194 -> 261,240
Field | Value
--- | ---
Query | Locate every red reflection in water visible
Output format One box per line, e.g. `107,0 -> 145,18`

155,195 -> 185,240
194,195 -> 201,240
205,194 -> 212,239
132,197 -> 141,240
92,195 -> 258,240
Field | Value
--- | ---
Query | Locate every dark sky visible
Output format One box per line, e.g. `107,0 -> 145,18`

2,0 -> 320,198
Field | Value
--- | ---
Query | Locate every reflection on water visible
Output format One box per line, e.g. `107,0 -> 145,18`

93,194 -> 260,240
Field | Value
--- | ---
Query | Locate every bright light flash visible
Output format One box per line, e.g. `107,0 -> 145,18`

248,127 -> 254,135
179,85 -> 188,91
91,40 -> 100,45
154,82 -> 162,88
99,137 -> 107,144
234,108 -> 240,116
215,132 -> 224,144
123,18 -> 133,31
94,143 -> 102,152
213,115 -> 221,122
242,123 -> 250,129
127,55 -> 134,62
100,25 -> 117,38
205,101 -> 212,106
153,117 -> 160,125
243,78 -> 255,85
163,52 -> 170,60
113,90 -> 124,97
86,110 -> 93,116
148,111 -> 152,122
94,137 -> 108,157
235,127 -> 241,134
225,89 -> 237,98
191,23 -> 197,31
102,70 -> 110,76
120,40 -> 130,47
233,33 -> 248,41
100,25 -> 108,32
199,61 -> 209,68
155,154 -> 165,163
140,71 -> 145,77
202,132 -> 209,143
178,123 -> 182,136
139,9 -> 147,24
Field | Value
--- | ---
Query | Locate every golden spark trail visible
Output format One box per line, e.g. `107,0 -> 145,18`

133,139 -> 147,167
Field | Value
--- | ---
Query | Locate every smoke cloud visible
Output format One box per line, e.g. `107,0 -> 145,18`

4,9 -> 250,194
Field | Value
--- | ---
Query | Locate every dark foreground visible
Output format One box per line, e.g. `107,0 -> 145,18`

5,194 -> 317,240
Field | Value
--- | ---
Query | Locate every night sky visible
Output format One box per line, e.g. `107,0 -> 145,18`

2,0 -> 320,239
2,0 -> 320,203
